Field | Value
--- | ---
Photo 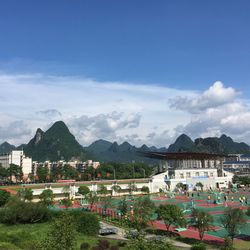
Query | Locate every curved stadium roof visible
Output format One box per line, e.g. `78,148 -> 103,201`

140,151 -> 226,160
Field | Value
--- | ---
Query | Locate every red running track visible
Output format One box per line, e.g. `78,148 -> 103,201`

151,220 -> 225,244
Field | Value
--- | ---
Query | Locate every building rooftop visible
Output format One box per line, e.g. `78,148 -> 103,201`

140,151 -> 226,160
224,161 -> 250,165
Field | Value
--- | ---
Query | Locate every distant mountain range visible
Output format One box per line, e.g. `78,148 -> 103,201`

1,121 -> 250,163
168,133 -> 250,154
85,140 -> 165,164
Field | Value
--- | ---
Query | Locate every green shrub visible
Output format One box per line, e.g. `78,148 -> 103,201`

117,241 -> 126,247
220,237 -> 234,250
110,246 -> 119,250
70,210 -> 100,235
39,213 -> 76,250
0,189 -> 11,206
191,244 -> 206,250
97,239 -> 110,249
80,242 -> 90,250
0,242 -> 20,250
0,197 -> 50,224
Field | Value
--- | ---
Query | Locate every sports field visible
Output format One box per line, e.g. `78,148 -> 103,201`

93,190 -> 250,246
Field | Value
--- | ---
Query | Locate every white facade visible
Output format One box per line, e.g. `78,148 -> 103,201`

0,150 -> 32,179
22,157 -> 32,177
9,150 -> 23,166
163,168 -> 233,191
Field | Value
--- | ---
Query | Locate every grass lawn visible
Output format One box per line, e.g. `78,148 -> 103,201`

0,223 -> 128,250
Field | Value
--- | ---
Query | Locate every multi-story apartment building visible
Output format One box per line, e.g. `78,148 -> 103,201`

0,150 -> 32,178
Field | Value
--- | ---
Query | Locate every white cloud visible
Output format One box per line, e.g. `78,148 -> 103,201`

0,73 -> 191,147
170,82 -> 250,143
67,112 -> 142,145
36,109 -> 62,119
1,73 -> 250,146
169,81 -> 238,113
0,120 -> 31,144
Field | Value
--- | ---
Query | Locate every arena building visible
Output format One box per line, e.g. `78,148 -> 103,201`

143,152 -> 234,192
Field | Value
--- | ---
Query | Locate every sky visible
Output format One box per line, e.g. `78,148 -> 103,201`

1,0 -> 250,147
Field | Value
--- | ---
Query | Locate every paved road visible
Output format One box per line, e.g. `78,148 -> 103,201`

100,221 -> 192,249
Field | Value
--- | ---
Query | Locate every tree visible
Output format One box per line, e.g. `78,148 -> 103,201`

78,185 -> 90,196
0,165 -> 8,182
0,189 -> 11,206
141,186 -> 150,194
176,182 -> 186,190
97,184 -> 109,196
111,184 -> 122,195
0,197 -> 50,224
36,166 -> 49,182
8,164 -> 23,182
100,195 -> 112,213
132,197 -> 155,231
39,213 -> 76,250
195,182 -> 204,191
62,185 -> 70,198
220,207 -> 247,241
157,204 -> 186,231
70,210 -> 100,235
191,209 -> 213,241
17,188 -> 33,201
128,182 -> 137,195
118,197 -> 129,216
85,191 -> 98,210
128,236 -> 176,250
61,198 -> 72,208
220,237 -> 234,250
39,189 -> 54,206
62,164 -> 78,179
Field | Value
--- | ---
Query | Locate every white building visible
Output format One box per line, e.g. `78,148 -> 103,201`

0,150 -> 32,178
145,152 -> 234,192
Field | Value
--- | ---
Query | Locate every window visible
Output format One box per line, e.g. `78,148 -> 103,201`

204,172 -> 208,177
195,172 -> 200,177
180,173 -> 184,179
210,172 -> 214,177
186,172 -> 191,178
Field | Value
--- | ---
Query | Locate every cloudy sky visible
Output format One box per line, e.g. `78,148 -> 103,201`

0,1 -> 250,147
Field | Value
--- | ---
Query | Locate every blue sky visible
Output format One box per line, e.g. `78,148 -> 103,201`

1,1 -> 250,146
